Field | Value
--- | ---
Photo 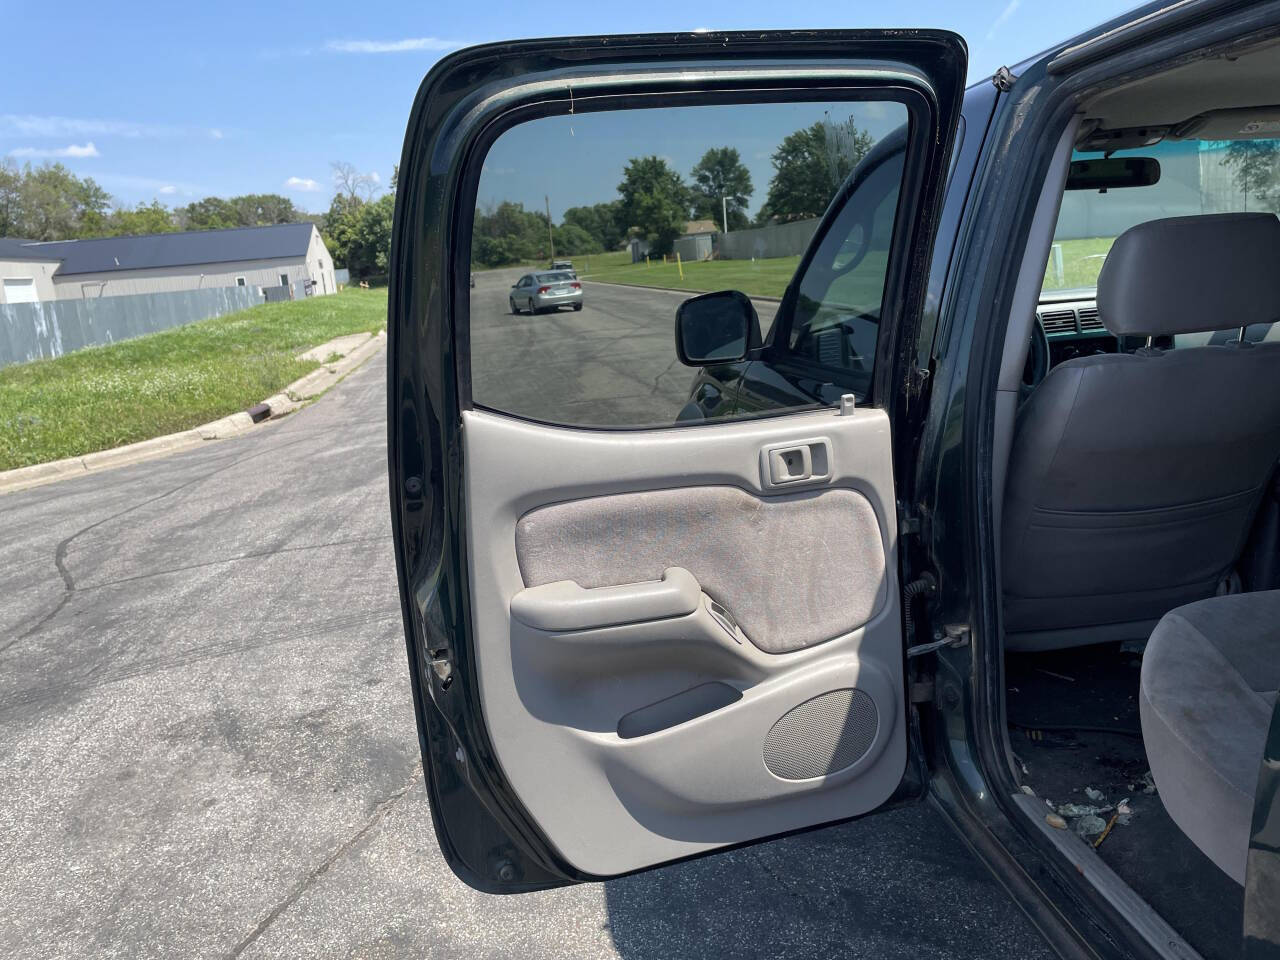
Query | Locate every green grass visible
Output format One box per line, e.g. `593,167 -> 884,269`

582,253 -> 802,299
1043,236 -> 1116,291
0,287 -> 387,471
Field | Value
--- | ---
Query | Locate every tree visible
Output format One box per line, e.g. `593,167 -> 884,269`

0,160 -> 21,237
690,147 -> 752,232
12,163 -> 111,240
321,193 -> 364,268
178,196 -> 239,231
1223,140 -> 1280,212
760,117 -> 874,223
177,194 -> 300,231
617,156 -> 690,256
470,201 -> 550,267
331,161 -> 377,202
562,202 -> 623,251
347,194 -> 395,276
104,200 -> 176,236
553,222 -> 602,256
230,193 -> 300,226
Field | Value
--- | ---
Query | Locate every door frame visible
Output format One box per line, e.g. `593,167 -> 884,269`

917,4 -> 1280,957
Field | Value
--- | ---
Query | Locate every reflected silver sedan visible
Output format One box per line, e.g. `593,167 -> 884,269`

509,271 -> 583,314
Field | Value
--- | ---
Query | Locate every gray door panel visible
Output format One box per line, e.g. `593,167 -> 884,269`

463,406 -> 903,875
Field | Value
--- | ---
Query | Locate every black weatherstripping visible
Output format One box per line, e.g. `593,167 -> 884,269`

387,29 -> 965,892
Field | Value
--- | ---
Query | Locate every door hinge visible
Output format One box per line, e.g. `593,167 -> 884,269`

992,66 -> 1015,92
906,623 -> 971,659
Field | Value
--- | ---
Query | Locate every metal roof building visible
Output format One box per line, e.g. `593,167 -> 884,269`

0,223 -> 336,304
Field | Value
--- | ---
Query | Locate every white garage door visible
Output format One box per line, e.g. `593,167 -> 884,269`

3,278 -> 38,304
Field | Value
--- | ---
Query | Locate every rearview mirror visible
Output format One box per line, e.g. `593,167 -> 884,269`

674,290 -> 761,366
1065,156 -> 1160,190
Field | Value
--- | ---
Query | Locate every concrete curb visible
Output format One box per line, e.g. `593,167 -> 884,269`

0,330 -> 386,497
582,278 -> 784,305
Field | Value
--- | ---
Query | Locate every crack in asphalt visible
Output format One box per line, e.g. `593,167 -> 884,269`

2,435 -> 312,656
73,533 -> 392,593
224,771 -> 421,960
0,609 -> 401,718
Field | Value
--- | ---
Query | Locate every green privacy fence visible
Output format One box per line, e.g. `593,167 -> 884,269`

0,285 -> 265,369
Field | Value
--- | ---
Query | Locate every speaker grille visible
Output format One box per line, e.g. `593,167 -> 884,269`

763,688 -> 879,780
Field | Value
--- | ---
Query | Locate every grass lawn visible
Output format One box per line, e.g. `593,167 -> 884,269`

0,287 -> 387,471
582,252 -> 801,299
1043,236 -> 1116,291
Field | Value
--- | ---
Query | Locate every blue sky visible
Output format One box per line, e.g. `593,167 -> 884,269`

3,0 -> 1140,215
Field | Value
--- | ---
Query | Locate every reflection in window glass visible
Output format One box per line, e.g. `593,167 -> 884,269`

785,141 -> 904,395
470,99 -> 908,428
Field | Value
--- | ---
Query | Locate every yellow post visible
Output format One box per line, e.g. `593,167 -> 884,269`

663,254 -> 667,264
676,251 -> 684,280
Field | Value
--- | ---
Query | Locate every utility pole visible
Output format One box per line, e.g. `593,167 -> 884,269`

722,195 -> 729,235
545,194 -> 555,261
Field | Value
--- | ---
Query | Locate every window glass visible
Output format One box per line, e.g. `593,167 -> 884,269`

782,143 -> 904,394
1043,138 -> 1280,294
470,99 -> 909,427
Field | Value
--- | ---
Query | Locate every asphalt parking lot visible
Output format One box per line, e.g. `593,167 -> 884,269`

470,266 -> 778,426
0,279 -> 1054,959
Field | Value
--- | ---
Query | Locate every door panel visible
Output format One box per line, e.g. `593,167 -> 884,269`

464,406 -> 902,875
388,29 -> 965,891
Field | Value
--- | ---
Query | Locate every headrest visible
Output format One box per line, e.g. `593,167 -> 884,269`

1096,212 -> 1280,337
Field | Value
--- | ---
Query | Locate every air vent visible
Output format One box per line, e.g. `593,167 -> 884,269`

1039,309 -> 1077,335
1077,306 -> 1103,331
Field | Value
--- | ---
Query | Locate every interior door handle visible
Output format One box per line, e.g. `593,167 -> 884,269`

760,437 -> 832,489
510,567 -> 701,632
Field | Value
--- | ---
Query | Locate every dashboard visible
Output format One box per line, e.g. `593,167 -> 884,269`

1035,293 -> 1122,367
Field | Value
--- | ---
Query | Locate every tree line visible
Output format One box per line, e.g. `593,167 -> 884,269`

0,157 -> 398,279
470,116 -> 875,267
0,160 -> 311,241
2,113 -> 879,276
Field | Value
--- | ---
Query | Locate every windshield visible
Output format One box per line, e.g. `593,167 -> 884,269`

538,272 -> 574,283
1043,137 -> 1280,295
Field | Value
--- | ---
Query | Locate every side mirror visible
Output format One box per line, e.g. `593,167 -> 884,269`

674,290 -> 761,366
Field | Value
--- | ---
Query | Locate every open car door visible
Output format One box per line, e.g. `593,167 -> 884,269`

388,30 -> 965,892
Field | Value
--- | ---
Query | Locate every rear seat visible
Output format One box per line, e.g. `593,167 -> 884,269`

1140,590 -> 1280,884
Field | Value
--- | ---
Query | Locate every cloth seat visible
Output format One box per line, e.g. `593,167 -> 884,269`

1139,589 -> 1280,884
1003,212 -> 1280,650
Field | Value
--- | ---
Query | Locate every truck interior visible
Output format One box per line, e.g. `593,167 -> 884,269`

993,34 -> 1280,960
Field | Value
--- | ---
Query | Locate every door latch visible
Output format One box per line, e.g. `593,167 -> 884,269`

906,623 -> 971,659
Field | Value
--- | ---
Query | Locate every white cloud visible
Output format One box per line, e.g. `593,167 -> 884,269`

210,128 -> 224,140
367,170 -> 381,185
8,141 -> 100,158
0,114 -> 222,141
284,176 -> 322,192
158,185 -> 177,195
986,0 -> 1021,41
325,37 -> 468,54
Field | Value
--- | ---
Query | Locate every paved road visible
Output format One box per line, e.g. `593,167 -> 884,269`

0,294 -> 1054,959
470,267 -> 779,426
